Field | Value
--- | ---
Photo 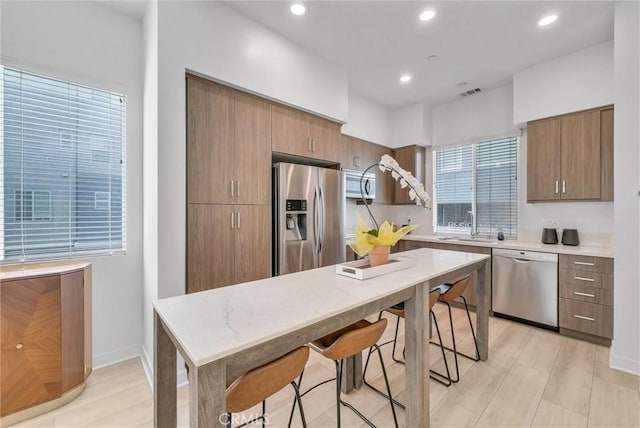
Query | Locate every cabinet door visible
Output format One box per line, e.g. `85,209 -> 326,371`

527,118 -> 561,201
234,205 -> 272,284
1,276 -> 62,416
340,135 -> 356,169
311,116 -> 341,162
272,104 -> 312,157
393,146 -> 424,204
187,204 -> 235,293
187,77 -> 235,204
61,271 -> 84,391
372,145 -> 394,203
561,110 -> 601,199
235,93 -> 272,205
600,108 -> 614,201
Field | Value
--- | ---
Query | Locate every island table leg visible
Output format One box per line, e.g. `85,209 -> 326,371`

154,312 -> 177,427
189,360 -> 226,428
475,261 -> 490,360
404,281 -> 430,427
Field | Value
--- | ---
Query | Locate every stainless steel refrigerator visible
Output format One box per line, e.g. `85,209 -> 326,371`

273,163 -> 345,275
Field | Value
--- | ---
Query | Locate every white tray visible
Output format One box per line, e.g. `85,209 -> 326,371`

336,256 -> 416,280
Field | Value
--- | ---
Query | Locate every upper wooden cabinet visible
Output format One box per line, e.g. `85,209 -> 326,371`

272,104 -> 341,163
393,145 -> 426,204
340,135 -> 395,204
527,106 -> 613,202
187,75 -> 271,205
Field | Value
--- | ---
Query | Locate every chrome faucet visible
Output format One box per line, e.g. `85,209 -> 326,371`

468,210 -> 476,237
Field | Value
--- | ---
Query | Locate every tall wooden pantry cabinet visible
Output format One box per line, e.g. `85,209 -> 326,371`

186,75 -> 272,293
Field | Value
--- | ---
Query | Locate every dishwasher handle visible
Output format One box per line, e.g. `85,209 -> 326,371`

513,258 -> 531,263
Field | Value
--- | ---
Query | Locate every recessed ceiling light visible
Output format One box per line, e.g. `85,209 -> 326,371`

538,14 -> 558,27
400,74 -> 412,83
419,10 -> 436,22
427,54 -> 438,61
290,2 -> 307,16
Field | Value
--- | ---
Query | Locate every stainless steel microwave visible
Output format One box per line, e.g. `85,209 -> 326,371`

344,170 -> 376,199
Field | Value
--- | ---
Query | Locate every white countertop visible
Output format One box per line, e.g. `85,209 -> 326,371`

153,248 -> 490,367
402,234 -> 613,258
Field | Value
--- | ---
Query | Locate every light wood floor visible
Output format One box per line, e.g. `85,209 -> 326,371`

13,305 -> 640,428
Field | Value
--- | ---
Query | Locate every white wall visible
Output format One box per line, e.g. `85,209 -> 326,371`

612,1 -> 640,375
341,90 -> 391,146
141,0 -> 158,378
1,2 -> 144,367
148,1 -> 349,366
432,85 -> 520,147
513,41 -> 614,125
390,103 -> 427,148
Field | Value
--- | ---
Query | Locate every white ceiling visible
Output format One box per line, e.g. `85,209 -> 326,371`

223,1 -> 615,109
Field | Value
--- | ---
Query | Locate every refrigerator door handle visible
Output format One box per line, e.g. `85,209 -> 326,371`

318,186 -> 324,253
313,187 -> 320,254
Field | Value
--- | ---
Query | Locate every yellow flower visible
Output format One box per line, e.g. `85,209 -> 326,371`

348,213 -> 419,257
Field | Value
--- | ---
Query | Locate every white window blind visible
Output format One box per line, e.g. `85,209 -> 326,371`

433,137 -> 518,237
1,66 -> 126,261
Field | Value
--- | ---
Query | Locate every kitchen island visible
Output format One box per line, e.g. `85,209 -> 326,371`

153,248 -> 490,427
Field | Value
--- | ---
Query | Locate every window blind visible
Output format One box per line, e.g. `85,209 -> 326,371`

433,137 -> 518,237
1,66 -> 126,261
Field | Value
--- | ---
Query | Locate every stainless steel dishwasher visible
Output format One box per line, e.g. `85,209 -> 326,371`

492,248 -> 559,328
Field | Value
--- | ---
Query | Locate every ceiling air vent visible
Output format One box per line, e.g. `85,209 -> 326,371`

460,88 -> 482,97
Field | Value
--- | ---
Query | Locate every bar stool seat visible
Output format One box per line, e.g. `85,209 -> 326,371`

226,347 -> 309,428
293,318 -> 399,428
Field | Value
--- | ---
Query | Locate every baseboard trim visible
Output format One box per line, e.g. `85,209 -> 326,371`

610,353 -> 640,376
93,344 -> 142,370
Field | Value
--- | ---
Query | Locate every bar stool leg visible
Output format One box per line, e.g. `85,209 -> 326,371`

444,301 -> 461,383
461,296 -> 481,361
428,309 -> 453,386
390,316 -> 405,364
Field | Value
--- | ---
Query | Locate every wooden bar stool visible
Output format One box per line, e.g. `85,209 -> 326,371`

433,275 -> 480,383
291,318 -> 399,428
362,289 -> 455,408
225,347 -> 309,428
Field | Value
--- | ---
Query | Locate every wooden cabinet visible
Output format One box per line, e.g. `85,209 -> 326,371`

186,74 -> 272,293
0,263 -> 91,419
272,104 -> 341,163
187,204 -> 271,293
187,75 -> 271,205
397,240 -> 490,308
393,145 -> 426,204
527,106 -> 613,202
558,254 -> 613,345
341,136 -> 395,204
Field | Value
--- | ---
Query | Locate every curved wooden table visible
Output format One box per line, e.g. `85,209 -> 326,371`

154,248 -> 490,427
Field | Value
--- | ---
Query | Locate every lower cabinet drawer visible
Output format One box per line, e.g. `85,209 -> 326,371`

559,269 -> 612,289
559,298 -> 613,338
559,283 -> 613,306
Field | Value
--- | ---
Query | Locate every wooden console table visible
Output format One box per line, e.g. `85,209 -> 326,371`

154,248 -> 490,427
0,261 -> 92,426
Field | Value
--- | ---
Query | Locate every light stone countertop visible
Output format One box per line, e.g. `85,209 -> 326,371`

401,234 -> 614,258
0,261 -> 91,280
153,248 -> 490,367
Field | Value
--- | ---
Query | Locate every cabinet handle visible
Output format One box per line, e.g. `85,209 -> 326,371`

574,261 -> 595,266
16,343 -> 23,349
236,180 -> 240,198
231,212 -> 235,229
354,156 -> 359,168
574,276 -> 595,282
574,291 -> 595,298
562,180 -> 566,194
237,212 -> 241,229
230,180 -> 235,197
308,138 -> 313,152
312,138 -> 316,152
574,314 -> 595,322
555,180 -> 559,194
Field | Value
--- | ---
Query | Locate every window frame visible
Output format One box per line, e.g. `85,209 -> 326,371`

433,137 -> 519,238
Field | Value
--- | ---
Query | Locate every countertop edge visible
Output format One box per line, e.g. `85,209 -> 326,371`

401,235 -> 614,258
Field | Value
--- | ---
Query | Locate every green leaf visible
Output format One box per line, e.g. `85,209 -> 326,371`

366,229 -> 379,237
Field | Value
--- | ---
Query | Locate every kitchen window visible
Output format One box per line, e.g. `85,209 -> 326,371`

1,66 -> 126,261
433,137 -> 518,238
